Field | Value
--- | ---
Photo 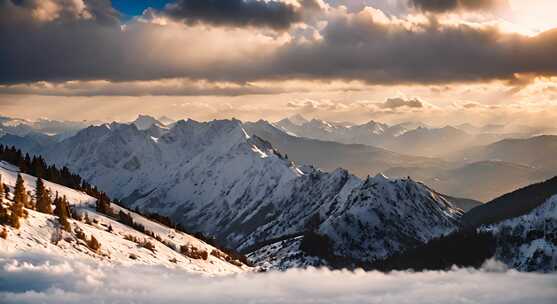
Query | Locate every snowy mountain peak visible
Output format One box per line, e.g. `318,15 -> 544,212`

158,115 -> 175,126
308,118 -> 332,128
372,172 -> 390,183
316,172 -> 462,263
362,119 -> 387,128
285,114 -> 308,126
133,115 -> 164,130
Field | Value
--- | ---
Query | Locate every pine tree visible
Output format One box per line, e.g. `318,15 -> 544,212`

9,202 -> 21,229
96,193 -> 112,215
0,200 -> 8,225
0,175 -> 6,224
14,174 -> 31,210
18,157 -> 28,173
54,195 -> 71,232
35,178 -> 53,214
0,175 -> 9,225
0,174 -> 4,201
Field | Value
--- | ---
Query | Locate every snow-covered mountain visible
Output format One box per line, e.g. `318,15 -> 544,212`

40,119 -> 464,267
0,132 -> 57,155
278,114 -> 308,126
132,115 -> 166,131
0,116 -> 92,138
276,117 -> 392,147
364,176 -> 557,273
158,115 -> 176,126
0,161 -> 248,275
489,194 -> 557,272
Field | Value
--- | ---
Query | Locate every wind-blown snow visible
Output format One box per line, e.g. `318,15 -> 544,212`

1,251 -> 556,304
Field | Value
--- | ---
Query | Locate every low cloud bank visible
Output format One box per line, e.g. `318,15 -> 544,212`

1,251 -> 556,304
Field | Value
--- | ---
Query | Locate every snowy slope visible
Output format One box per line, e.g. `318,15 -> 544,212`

320,174 -> 462,262
488,195 -> 557,272
247,236 -> 323,270
0,161 -> 248,275
41,119 -> 464,268
247,175 -> 464,268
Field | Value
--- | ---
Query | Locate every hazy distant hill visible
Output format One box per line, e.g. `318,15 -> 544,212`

0,133 -> 57,155
385,160 -> 553,202
383,126 -> 473,157
243,120 -> 444,177
275,116 -> 517,157
455,135 -> 557,171
462,176 -> 557,228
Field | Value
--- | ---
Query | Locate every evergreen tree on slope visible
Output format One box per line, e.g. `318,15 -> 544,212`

35,178 -> 53,214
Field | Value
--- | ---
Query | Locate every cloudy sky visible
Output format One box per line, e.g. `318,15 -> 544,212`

1,0 -> 557,127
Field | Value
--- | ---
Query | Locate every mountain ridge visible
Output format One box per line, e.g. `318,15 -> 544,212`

37,119 -> 464,267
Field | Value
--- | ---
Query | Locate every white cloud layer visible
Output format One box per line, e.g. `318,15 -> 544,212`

1,251 -> 556,304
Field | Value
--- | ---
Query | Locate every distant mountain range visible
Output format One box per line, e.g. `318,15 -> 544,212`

454,135 -> 557,172
0,115 -> 94,138
243,120 -> 444,178
1,115 -> 555,272
253,119 -> 557,201
274,115 -> 547,157
2,114 -> 556,203
0,132 -> 56,155
386,136 -> 557,201
385,160 -> 551,202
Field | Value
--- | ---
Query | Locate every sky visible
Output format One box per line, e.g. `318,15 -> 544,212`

1,0 -> 557,127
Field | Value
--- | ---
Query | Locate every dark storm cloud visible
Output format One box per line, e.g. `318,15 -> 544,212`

0,0 -> 130,84
164,0 -> 311,30
262,14 -> 557,84
409,0 -> 504,13
1,0 -> 557,91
